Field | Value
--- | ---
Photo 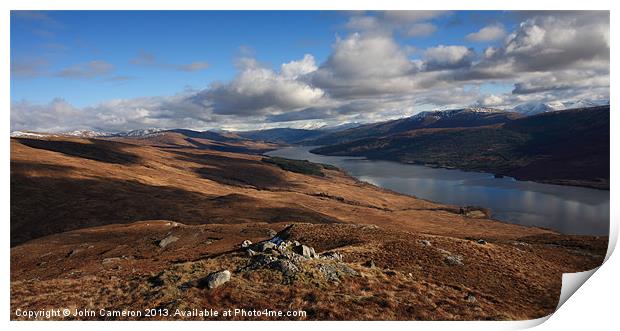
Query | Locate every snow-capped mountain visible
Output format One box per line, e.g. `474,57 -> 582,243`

10,131 -> 51,138
114,128 -> 167,137
512,99 -> 609,116
61,130 -> 112,138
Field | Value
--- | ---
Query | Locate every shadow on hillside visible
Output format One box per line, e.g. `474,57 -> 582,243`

15,138 -> 140,165
183,138 -> 273,155
169,150 -> 293,190
10,162 -> 339,246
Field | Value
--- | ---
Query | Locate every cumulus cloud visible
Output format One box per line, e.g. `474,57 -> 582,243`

465,23 -> 506,42
11,92 -> 215,132
424,45 -> 474,70
200,55 -> 325,116
310,33 -> 419,98
11,11 -> 610,132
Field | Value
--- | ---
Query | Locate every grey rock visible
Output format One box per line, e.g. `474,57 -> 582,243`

292,244 -> 316,259
477,239 -> 487,245
102,257 -> 122,265
318,263 -> 358,282
242,254 -> 278,272
245,248 -> 257,257
255,241 -> 276,252
321,251 -> 343,261
268,259 -> 299,277
444,255 -> 464,266
158,235 -> 179,248
202,270 -> 231,289
420,240 -> 432,247
241,240 -> 252,248
465,293 -> 476,303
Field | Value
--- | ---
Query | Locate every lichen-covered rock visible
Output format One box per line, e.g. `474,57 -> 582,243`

321,251 -> 343,261
157,235 -> 179,248
444,255 -> 464,266
268,259 -> 299,277
255,241 -> 276,252
202,270 -> 231,289
292,244 -> 316,259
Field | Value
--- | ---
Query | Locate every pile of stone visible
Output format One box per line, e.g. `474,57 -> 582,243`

236,226 -> 356,282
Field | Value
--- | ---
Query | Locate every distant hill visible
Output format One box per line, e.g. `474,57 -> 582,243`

305,107 -> 523,146
312,106 -> 610,189
236,128 -> 328,144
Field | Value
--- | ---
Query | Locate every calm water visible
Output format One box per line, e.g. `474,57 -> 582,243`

266,146 -> 609,236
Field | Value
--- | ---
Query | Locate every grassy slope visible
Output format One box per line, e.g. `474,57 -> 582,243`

10,133 -> 608,320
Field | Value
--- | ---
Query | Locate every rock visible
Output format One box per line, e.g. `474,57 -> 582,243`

363,260 -> 376,268
318,263 -> 358,282
444,255 -> 464,266
241,240 -> 252,248
245,248 -> 257,257
255,241 -> 276,252
158,235 -> 179,248
242,254 -> 278,271
292,244 -> 316,259
477,239 -> 487,245
274,224 -> 295,240
276,241 -> 291,252
420,240 -> 432,246
102,257 -> 122,265
66,249 -> 82,258
267,229 -> 278,238
321,251 -> 343,261
465,293 -> 476,303
201,270 -> 231,289
268,259 -> 299,277
292,240 -> 301,247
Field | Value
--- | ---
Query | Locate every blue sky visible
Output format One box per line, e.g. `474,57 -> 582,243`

10,10 -> 609,131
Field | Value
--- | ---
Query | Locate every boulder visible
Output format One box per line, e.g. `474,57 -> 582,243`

321,251 -> 343,261
202,270 -> 231,289
292,244 -> 316,259
158,235 -> 179,248
255,241 -> 276,252
444,255 -> 464,266
268,259 -> 299,277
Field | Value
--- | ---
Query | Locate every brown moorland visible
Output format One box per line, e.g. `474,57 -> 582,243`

10,133 -> 607,320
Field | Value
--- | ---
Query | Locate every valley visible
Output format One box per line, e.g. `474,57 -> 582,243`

10,127 -> 608,320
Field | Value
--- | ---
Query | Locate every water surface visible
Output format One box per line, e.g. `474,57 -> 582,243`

266,146 -> 609,236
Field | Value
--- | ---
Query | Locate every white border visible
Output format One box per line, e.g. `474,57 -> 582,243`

2,1 -> 616,330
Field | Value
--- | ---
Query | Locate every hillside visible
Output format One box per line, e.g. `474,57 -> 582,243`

305,108 -> 523,146
10,132 -> 607,320
312,106 -> 610,189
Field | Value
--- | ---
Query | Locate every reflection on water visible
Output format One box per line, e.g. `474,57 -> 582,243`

266,146 -> 609,236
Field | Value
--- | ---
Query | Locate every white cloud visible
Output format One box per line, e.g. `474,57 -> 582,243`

11,11 -> 610,132
466,24 -> 506,42
424,45 -> 474,70
202,55 -> 325,116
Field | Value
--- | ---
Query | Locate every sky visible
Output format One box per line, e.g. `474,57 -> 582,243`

10,10 -> 610,132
